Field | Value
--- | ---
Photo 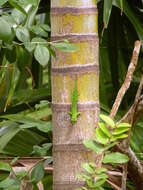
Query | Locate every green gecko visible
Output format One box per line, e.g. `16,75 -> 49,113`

69,79 -> 81,125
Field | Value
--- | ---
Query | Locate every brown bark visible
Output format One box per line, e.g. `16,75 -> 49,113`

51,0 -> 99,189
109,40 -> 143,189
110,41 -> 141,119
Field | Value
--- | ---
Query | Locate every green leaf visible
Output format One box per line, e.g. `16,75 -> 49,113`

103,152 -> 129,164
21,0 -> 39,6
40,24 -> 51,32
111,133 -> 128,141
88,162 -> 96,168
96,167 -> 107,175
5,47 -> 16,63
49,47 -> 56,58
112,127 -> 129,135
0,162 -> 11,172
24,42 -> 36,52
6,184 -> 20,190
16,27 -> 30,42
98,122 -> 111,138
0,178 -> 16,188
30,162 -> 45,183
0,0 -> 8,6
32,37 -> 47,44
15,170 -> 27,179
37,121 -> 52,133
116,123 -> 131,128
24,37 -> 47,52
100,114 -> 115,128
96,173 -> 108,180
35,100 -> 49,110
33,184 -> 39,190
34,45 -> 50,66
96,128 -> 109,145
96,187 -> 105,190
83,140 -> 104,153
103,0 -> 113,28
11,157 -> 19,165
82,163 -> 94,174
24,0 -> 40,28
119,0 -> 123,11
0,18 -> 13,42
104,142 -> 116,151
32,143 -> 52,156
5,65 -> 20,111
76,173 -> 91,181
0,126 -> 20,150
2,129 -> 45,156
13,88 -> 50,106
8,0 -> 27,15
11,7 -> 26,25
93,178 -> 106,188
113,0 -> 143,40
52,42 -> 79,52
30,25 -> 48,38
0,114 -> 52,132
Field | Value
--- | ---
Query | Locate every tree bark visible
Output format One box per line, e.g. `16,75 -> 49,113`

51,0 -> 99,189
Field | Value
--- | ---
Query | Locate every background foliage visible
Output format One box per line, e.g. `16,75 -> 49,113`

0,0 -> 143,189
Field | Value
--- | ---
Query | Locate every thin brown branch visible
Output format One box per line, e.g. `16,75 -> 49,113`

107,171 -> 122,176
135,75 -> 143,100
121,164 -> 128,190
110,41 -> 141,119
107,41 -> 143,189
106,179 -> 121,190
118,93 -> 143,189
133,95 -> 143,125
120,74 -> 143,125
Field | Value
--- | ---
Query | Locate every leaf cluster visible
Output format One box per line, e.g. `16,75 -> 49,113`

0,156 -> 52,190
78,114 -> 130,189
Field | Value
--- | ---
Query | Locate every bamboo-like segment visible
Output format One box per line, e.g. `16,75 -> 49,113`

51,0 -> 99,189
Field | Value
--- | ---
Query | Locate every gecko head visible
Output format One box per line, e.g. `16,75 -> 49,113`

71,118 -> 76,125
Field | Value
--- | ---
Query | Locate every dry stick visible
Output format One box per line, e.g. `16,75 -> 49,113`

119,96 -> 143,126
135,75 -> 143,100
109,41 -> 141,190
118,77 -> 143,189
121,164 -> 128,190
106,179 -> 121,190
120,76 -> 143,190
107,171 -> 122,177
128,75 -> 143,125
120,75 -> 143,137
124,75 -> 143,123
121,80 -> 142,145
121,74 -> 143,127
110,40 -> 141,119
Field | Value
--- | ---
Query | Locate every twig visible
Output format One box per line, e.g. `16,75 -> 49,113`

119,77 -> 143,190
120,74 -> 143,125
121,164 -> 128,190
110,41 -> 141,119
108,41 -> 142,189
107,171 -> 122,176
12,35 -> 80,46
135,75 -> 143,100
106,179 -> 121,190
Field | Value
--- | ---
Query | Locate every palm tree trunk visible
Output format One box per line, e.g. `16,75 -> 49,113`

51,1 -> 99,189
